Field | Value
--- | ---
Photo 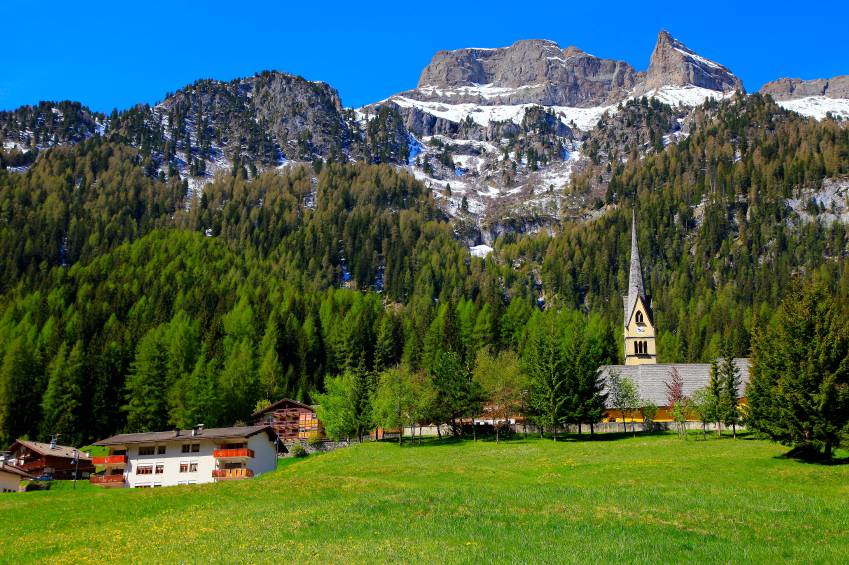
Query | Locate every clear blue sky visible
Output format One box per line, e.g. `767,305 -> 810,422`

2,0 -> 846,112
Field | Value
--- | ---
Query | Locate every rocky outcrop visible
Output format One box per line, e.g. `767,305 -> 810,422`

760,76 -> 849,100
640,31 -> 742,94
412,39 -> 640,107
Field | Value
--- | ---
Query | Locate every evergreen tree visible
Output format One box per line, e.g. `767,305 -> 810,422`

40,342 -> 85,445
124,328 -> 169,432
748,283 -> 849,460
524,317 -> 568,439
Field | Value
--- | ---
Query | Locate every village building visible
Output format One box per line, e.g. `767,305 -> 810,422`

90,425 -> 278,488
0,462 -> 34,492
252,398 -> 324,443
599,212 -> 750,421
6,439 -> 94,480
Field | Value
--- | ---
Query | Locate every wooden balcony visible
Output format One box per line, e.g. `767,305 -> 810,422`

212,468 -> 254,480
90,474 -> 125,486
93,455 -> 127,466
213,448 -> 254,459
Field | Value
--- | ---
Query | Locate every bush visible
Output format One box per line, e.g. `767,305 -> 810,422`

307,431 -> 324,448
290,444 -> 307,458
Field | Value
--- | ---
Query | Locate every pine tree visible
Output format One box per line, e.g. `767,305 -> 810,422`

258,319 -> 283,402
124,328 -> 169,432
748,283 -> 849,460
40,342 -> 85,445
719,351 -> 741,438
525,317 -> 568,439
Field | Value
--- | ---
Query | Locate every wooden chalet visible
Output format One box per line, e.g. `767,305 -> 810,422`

7,439 -> 95,480
252,398 -> 324,442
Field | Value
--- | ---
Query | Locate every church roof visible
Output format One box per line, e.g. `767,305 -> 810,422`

598,359 -> 751,408
624,210 -> 647,327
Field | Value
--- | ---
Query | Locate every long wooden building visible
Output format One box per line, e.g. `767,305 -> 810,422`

7,439 -> 95,480
252,398 -> 324,442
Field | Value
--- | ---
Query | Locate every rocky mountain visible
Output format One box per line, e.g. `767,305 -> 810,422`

3,30 -> 848,250
759,75 -> 849,120
639,31 -> 741,94
760,75 -> 849,100
358,30 -> 746,241
414,39 -> 641,107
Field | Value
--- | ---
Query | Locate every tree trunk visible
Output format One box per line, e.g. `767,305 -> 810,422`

436,425 -> 442,440
824,440 -> 833,461
732,423 -> 736,439
578,423 -> 582,435
590,422 -> 594,436
621,410 -> 627,433
496,425 -> 499,444
702,422 -> 707,440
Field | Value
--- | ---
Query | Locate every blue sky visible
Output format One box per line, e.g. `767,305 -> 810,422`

1,0 -> 846,112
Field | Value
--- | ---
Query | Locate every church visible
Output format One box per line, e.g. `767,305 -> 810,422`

598,212 -> 750,422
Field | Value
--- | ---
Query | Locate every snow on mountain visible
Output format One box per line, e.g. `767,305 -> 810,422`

775,96 -> 849,120
389,95 -> 613,131
640,85 -> 735,108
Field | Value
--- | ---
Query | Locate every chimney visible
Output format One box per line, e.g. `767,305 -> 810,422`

50,435 -> 58,450
175,429 -> 181,437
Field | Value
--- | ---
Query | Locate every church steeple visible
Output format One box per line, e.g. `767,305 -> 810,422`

623,210 -> 656,365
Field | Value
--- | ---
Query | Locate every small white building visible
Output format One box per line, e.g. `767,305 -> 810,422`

0,462 -> 33,492
90,425 -> 279,488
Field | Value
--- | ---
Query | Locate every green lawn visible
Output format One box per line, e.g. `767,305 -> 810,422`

1,434 -> 847,563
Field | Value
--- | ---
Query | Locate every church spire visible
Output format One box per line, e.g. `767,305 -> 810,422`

625,209 -> 646,327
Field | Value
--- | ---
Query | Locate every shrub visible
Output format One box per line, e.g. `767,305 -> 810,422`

307,431 -> 324,448
290,444 -> 307,458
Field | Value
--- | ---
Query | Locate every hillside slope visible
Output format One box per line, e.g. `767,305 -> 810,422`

1,437 -> 847,563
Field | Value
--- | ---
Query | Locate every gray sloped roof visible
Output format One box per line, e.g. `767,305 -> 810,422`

9,440 -> 92,461
95,425 -> 274,446
598,359 -> 750,408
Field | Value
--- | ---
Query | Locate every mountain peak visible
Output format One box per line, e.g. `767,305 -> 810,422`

642,30 -> 742,93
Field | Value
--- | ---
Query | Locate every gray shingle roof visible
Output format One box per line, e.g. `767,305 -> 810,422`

599,359 -> 750,408
94,425 -> 275,446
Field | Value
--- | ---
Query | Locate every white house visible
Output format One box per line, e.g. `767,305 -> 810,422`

0,462 -> 33,492
90,425 -> 279,488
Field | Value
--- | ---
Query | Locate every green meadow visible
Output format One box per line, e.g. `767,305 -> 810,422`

1,434 -> 847,563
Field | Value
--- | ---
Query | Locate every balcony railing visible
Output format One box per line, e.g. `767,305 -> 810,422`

213,448 -> 254,459
93,455 -> 127,466
212,468 -> 254,479
90,474 -> 125,485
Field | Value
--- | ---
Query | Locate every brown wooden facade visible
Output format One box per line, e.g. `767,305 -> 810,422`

7,440 -> 95,480
252,398 -> 324,442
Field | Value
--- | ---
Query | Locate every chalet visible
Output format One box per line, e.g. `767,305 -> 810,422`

0,462 -> 34,492
7,439 -> 94,480
599,211 -> 751,421
252,398 -> 324,442
90,425 -> 278,488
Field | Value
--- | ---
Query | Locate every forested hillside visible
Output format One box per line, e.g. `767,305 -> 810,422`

0,92 -> 848,446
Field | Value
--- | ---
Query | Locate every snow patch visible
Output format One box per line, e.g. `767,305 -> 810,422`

776,97 -> 849,121
470,244 -> 493,258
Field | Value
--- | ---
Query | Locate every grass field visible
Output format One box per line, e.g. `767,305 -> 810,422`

1,433 -> 847,563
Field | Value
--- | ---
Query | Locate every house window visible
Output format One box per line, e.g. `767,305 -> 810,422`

138,446 -> 155,456
636,311 -> 644,324
136,465 -> 153,475
155,463 -> 164,474
157,445 -> 166,455
179,461 -> 198,473
182,443 -> 200,453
